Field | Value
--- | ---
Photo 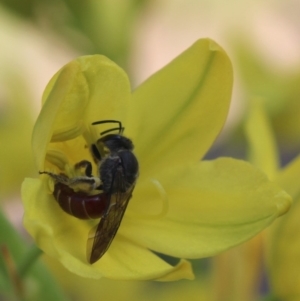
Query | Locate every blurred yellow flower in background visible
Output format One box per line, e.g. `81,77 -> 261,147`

0,70 -> 34,199
269,158 -> 300,301
245,99 -> 300,300
21,38 -> 291,281
236,40 -> 300,152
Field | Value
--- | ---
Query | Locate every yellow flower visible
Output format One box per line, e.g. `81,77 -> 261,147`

21,39 -> 291,280
269,160 -> 300,300
245,99 -> 300,300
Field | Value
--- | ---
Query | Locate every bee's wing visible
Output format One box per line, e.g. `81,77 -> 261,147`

87,170 -> 135,264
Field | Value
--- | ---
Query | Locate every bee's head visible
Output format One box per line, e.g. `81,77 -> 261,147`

98,134 -> 134,152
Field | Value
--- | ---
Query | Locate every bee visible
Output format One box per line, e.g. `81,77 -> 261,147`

40,120 -> 139,264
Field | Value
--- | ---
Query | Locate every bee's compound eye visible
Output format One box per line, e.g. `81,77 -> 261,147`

91,144 -> 101,161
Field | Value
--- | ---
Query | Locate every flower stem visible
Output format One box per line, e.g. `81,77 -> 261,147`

18,245 -> 43,278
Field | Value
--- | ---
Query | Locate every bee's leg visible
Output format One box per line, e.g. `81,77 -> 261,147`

67,176 -> 101,192
39,171 -> 69,185
71,160 -> 102,191
74,160 -> 93,177
40,162 -> 101,192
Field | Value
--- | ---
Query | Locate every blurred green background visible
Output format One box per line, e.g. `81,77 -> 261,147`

1,0 -> 300,300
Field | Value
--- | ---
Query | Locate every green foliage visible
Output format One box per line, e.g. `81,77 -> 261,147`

0,210 -> 69,301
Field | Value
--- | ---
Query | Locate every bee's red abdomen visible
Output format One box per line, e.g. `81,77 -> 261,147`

53,183 -> 109,220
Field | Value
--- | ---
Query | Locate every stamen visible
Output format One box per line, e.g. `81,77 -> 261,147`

129,179 -> 169,220
45,149 -> 69,170
51,122 -> 84,142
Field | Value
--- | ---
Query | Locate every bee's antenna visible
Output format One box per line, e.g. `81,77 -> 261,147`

92,120 -> 124,135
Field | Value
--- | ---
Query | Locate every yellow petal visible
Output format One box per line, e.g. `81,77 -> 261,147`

268,195 -> 300,299
94,235 -> 194,280
155,259 -> 194,281
123,158 -> 291,258
21,178 -> 194,280
267,155 -> 300,299
275,154 -> 300,199
127,38 -> 233,174
32,55 -> 131,170
244,98 -> 279,180
32,61 -> 88,170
